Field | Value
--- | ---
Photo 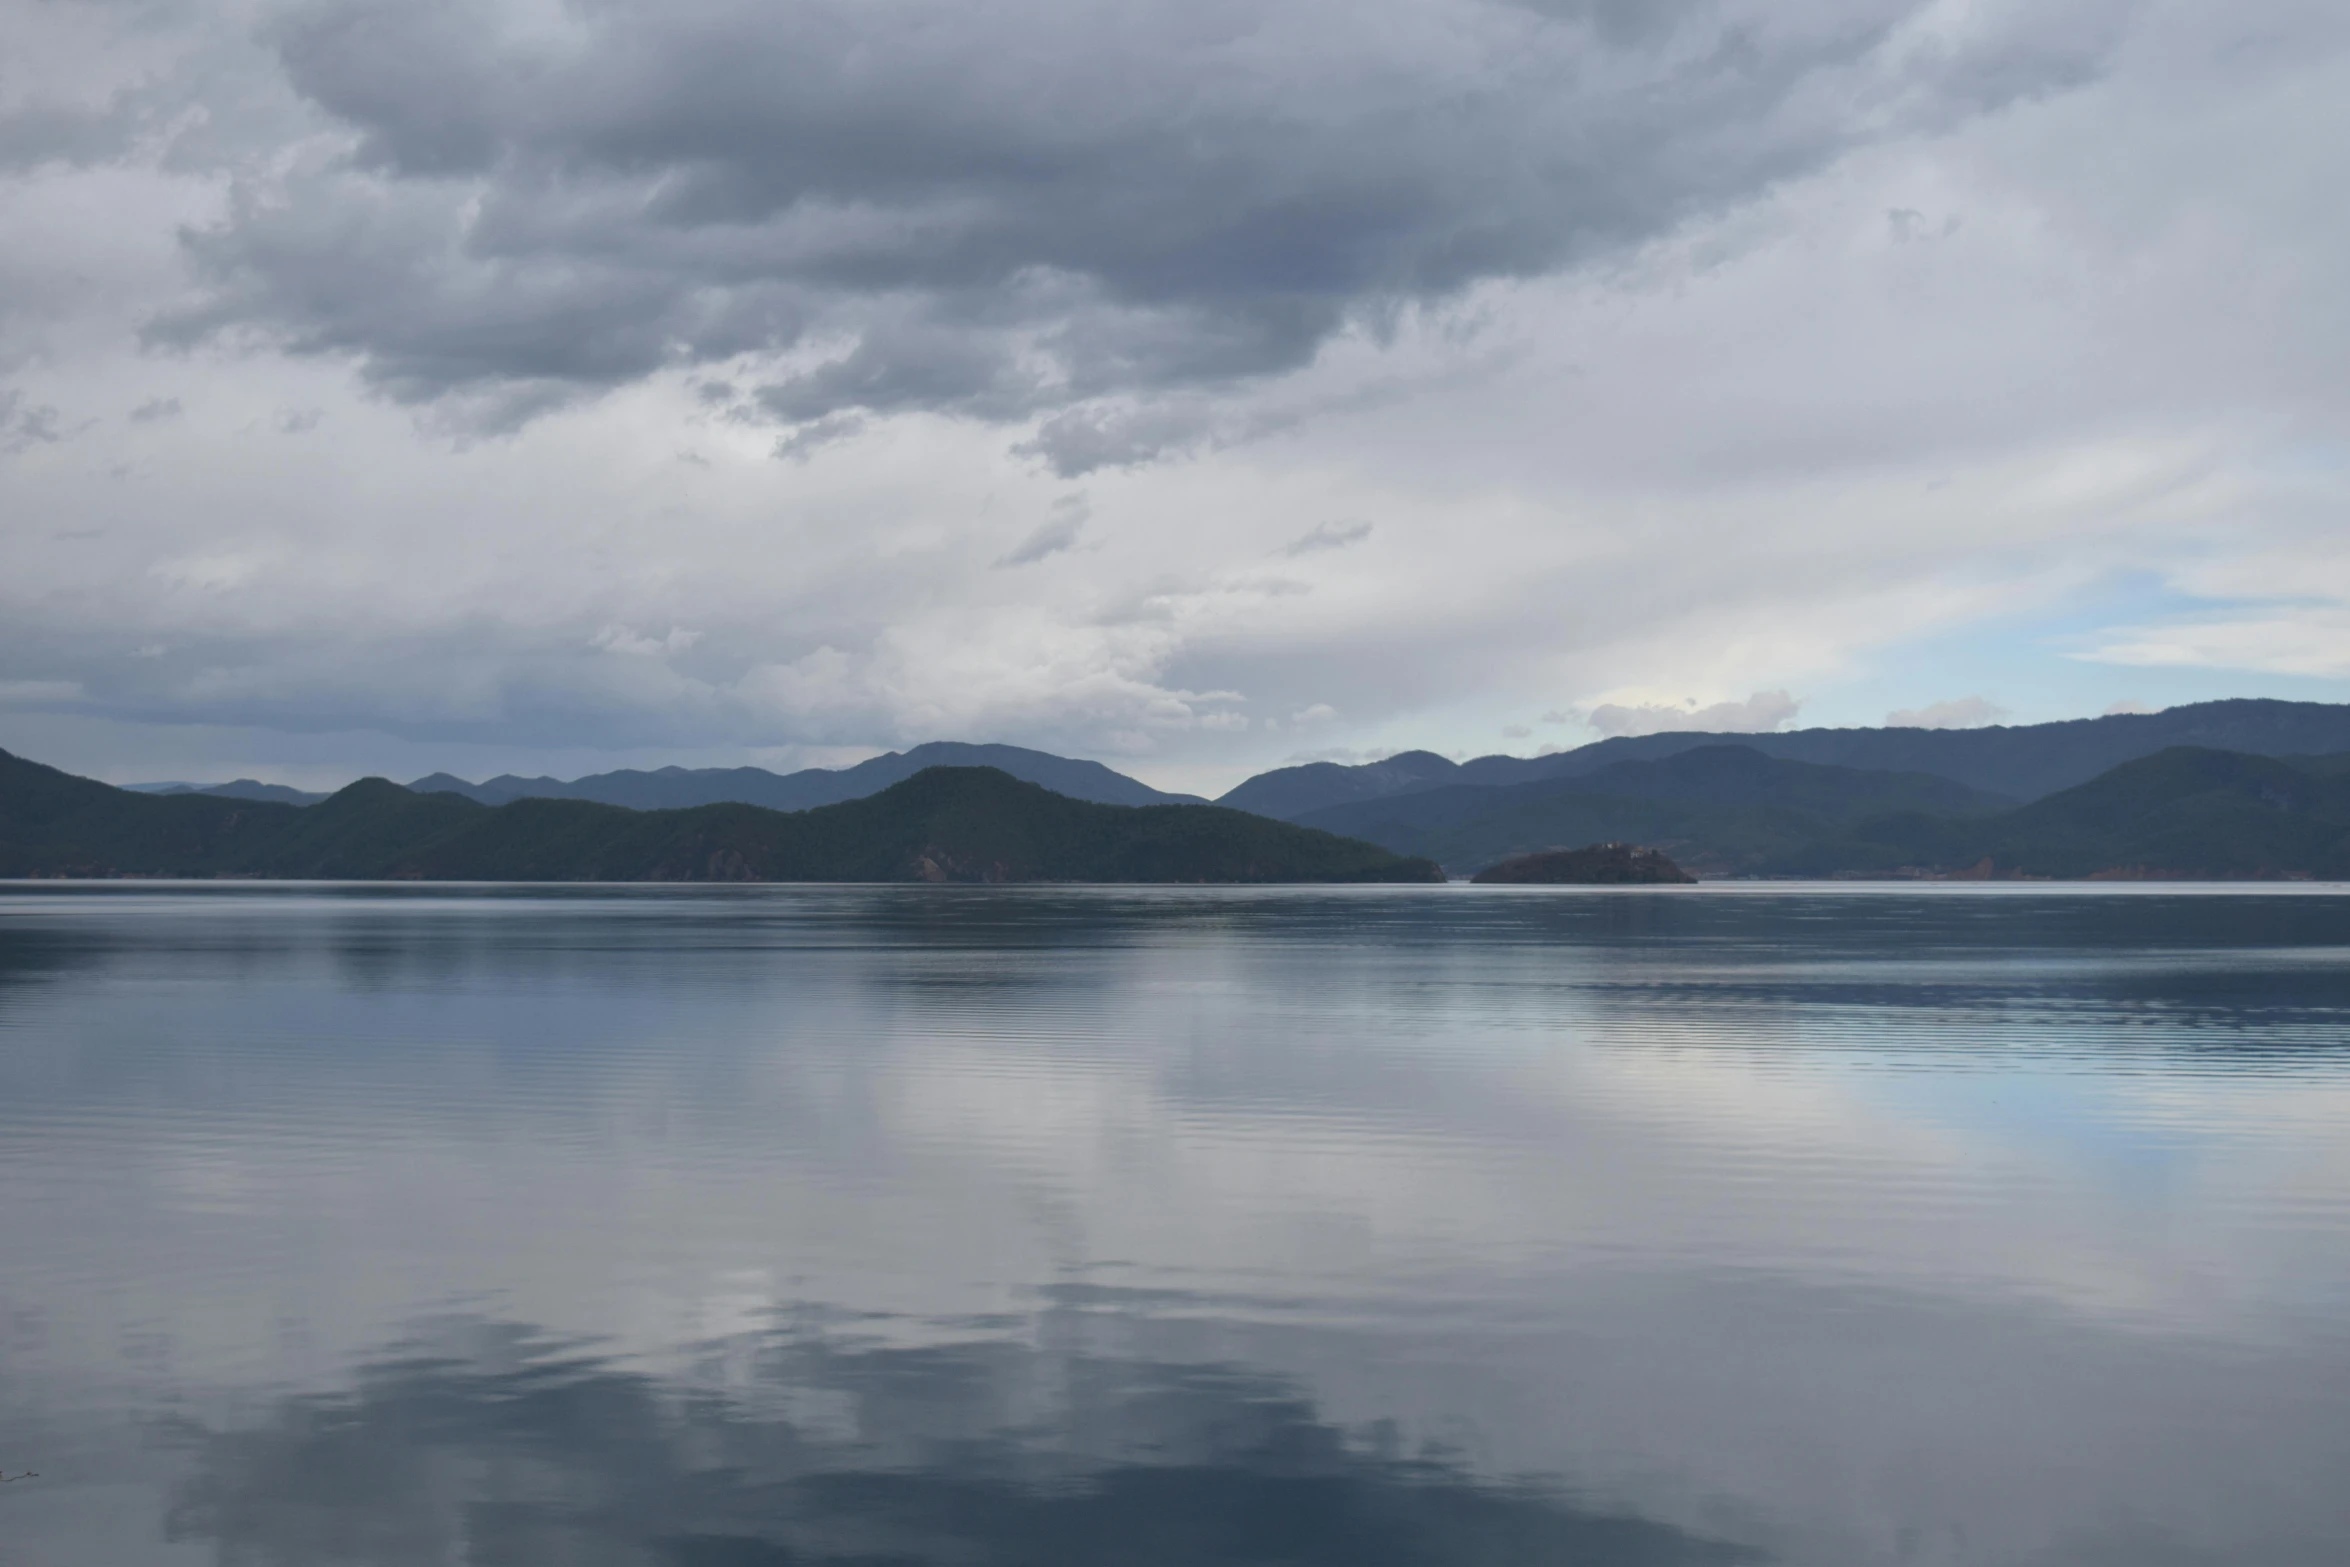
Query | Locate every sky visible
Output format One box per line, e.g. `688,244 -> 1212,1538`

3,0 -> 2348,797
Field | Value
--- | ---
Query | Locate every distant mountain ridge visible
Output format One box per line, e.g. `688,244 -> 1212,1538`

410,742 -> 1202,812
0,750 -> 1434,883
95,699 -> 2350,834
29,741 -> 2350,881
128,742 -> 1199,816
1217,699 -> 2350,819
127,779 -> 330,807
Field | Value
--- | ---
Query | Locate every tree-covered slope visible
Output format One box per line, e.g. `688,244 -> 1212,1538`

1775,748 -> 2350,878
0,750 -> 1438,883
1214,750 -> 1465,820
1218,698 -> 2350,819
1470,845 -> 1697,885
1295,746 -> 2011,874
1566,699 -> 2350,802
0,748 -> 302,876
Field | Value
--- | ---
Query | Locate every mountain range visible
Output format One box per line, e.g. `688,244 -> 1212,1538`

1289,741 -> 2350,878
1219,698 -> 2350,819
127,700 -> 2350,830
133,741 -> 1204,813
29,729 -> 2350,881
4,751 -> 1437,883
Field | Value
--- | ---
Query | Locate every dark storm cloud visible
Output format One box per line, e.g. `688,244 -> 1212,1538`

151,0 -> 2121,468
0,98 -> 138,171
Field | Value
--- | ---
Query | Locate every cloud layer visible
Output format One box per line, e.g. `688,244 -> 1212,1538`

153,0 -> 2113,467
2,0 -> 2348,791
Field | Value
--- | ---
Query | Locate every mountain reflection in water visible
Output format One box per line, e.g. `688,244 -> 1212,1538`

163,1314 -> 1745,1567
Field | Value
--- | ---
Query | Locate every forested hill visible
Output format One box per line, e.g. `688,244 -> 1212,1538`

1219,698 -> 2350,819
1256,742 -> 2350,879
0,750 -> 1439,884
1292,745 -> 2014,876
1774,747 -> 2350,880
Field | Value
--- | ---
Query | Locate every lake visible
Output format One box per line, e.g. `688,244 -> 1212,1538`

2,883 -> 2347,1566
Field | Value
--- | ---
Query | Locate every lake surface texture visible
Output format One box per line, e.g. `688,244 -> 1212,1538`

3,884 -> 2348,1567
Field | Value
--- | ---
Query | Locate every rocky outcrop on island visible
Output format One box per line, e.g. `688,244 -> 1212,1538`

1469,843 -> 1697,884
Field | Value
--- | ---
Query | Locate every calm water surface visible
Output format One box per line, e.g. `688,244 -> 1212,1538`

2,884 -> 2349,1566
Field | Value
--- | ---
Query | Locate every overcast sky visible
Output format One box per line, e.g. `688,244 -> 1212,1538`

3,0 -> 2347,794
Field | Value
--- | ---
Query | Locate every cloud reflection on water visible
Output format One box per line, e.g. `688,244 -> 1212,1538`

4,887 -> 2350,1565
162,1313 -> 1750,1567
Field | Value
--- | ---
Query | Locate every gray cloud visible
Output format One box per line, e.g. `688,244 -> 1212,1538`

10,0 -> 2343,795
995,515 -> 1085,569
148,0 -> 2121,452
1887,695 -> 2009,729
1282,520 -> 1374,556
0,389 -> 63,453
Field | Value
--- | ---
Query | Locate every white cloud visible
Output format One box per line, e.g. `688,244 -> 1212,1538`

2077,611 -> 2350,679
592,626 -> 704,658
1584,690 -> 1802,738
1885,696 -> 2009,729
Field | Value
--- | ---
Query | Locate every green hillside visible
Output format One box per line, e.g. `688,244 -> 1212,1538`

0,751 -> 1441,883
1296,746 -> 2011,875
0,748 -> 299,877
1776,748 -> 2350,879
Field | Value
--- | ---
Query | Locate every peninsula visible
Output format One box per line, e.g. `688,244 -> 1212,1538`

1470,844 -> 1697,884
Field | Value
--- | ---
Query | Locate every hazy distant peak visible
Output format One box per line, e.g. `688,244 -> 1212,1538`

398,744 -> 1198,814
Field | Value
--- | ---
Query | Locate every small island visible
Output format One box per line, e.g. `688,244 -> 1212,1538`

1470,843 -> 1697,885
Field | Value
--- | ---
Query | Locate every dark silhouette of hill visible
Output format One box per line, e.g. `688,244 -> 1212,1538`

1777,747 -> 2350,879
0,749 -> 1435,883
127,778 -> 330,806
1295,746 -> 2011,875
0,748 -> 300,877
1219,699 -> 2350,819
1212,750 -> 1464,820
409,740 -> 1201,811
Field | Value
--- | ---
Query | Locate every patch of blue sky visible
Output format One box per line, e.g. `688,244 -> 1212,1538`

1802,570 -> 2350,731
